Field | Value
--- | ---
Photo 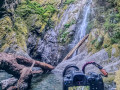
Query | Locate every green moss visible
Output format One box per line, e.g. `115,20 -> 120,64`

112,44 -> 120,57
14,17 -> 28,35
64,19 -> 76,28
0,15 -> 28,51
86,0 -> 120,57
103,75 -> 115,84
62,5 -> 68,11
16,0 -> 58,32
69,86 -> 89,90
87,29 -> 105,54
58,19 -> 76,45
64,0 -> 75,5
94,35 -> 104,49
51,13 -> 59,25
30,0 -> 61,6
58,31 -> 70,45
102,33 -> 111,48
106,46 -> 112,58
16,1 -> 56,21
0,16 -> 13,51
114,69 -> 120,90
13,16 -> 28,50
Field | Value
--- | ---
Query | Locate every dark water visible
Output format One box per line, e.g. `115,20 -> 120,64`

0,71 -> 12,81
0,71 -> 116,90
0,70 -> 13,90
0,71 -> 63,90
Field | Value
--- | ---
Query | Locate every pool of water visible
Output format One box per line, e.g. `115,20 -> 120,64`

0,70 -> 13,81
30,74 -> 63,90
0,71 -> 116,90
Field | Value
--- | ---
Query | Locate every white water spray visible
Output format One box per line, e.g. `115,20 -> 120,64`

71,0 -> 92,56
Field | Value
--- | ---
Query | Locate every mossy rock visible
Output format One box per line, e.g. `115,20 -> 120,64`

51,13 -> 59,25
25,14 -> 46,33
103,75 -> 115,84
16,0 -> 58,33
102,33 -> 111,48
0,16 -> 13,51
14,16 -> 28,35
112,44 -> 120,57
68,86 -> 89,90
114,69 -> 120,90
13,16 -> 28,50
30,0 -> 61,6
105,46 -> 112,58
0,15 -> 28,52
87,29 -> 105,53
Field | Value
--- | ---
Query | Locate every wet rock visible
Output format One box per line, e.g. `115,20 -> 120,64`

0,0 -> 21,12
104,82 -> 116,90
112,48 -> 116,56
30,74 -> 62,90
53,46 -> 120,75
0,77 -> 18,90
27,29 -> 64,66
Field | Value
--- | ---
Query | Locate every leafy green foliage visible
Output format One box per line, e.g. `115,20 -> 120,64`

64,0 -> 75,5
16,0 -> 56,22
111,30 -> 120,44
91,39 -> 96,45
58,19 -> 76,45
64,19 -> 76,28
103,7 -> 120,44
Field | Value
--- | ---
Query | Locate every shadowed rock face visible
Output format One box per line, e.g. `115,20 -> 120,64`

27,29 -> 64,66
0,0 -> 20,18
0,0 -> 6,18
0,0 -> 4,8
1,0 -> 20,12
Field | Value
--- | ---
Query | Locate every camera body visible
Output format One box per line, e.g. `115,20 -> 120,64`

63,71 -> 104,90
63,64 -> 105,90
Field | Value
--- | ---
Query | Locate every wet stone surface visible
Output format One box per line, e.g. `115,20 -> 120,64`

30,74 -> 63,90
0,71 -> 12,81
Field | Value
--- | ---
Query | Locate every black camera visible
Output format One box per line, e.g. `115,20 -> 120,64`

63,62 -> 108,90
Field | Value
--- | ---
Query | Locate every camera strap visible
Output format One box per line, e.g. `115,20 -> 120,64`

82,62 -> 108,77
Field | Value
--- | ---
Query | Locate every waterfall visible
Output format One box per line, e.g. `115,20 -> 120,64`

71,0 -> 92,56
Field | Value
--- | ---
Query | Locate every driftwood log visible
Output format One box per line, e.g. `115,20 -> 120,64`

0,53 -> 54,90
63,34 -> 89,61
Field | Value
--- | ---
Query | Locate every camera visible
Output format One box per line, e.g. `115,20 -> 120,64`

63,62 -> 108,90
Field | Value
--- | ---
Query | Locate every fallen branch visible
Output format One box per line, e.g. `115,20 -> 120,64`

0,53 -> 54,90
63,34 -> 89,61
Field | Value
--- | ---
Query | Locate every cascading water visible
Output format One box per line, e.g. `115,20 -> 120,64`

71,0 -> 92,56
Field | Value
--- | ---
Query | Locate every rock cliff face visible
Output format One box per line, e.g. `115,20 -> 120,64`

0,0 -> 89,66
0,0 -> 64,64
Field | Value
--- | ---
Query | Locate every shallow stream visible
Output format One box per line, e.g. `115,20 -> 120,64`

30,74 -> 62,90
